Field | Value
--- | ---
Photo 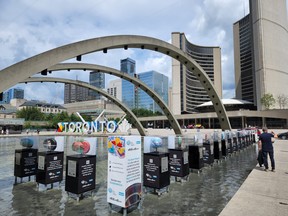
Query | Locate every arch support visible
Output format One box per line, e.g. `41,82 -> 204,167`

0,35 -> 231,130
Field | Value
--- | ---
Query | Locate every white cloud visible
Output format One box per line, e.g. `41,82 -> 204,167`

0,0 -> 253,103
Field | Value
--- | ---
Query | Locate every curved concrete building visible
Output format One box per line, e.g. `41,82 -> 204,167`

234,0 -> 288,110
171,32 -> 222,114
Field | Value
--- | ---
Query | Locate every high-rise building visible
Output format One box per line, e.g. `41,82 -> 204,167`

64,83 -> 89,104
233,14 -> 255,105
1,88 -> 24,104
107,79 -> 122,101
234,0 -> 288,110
138,70 -> 168,113
121,58 -> 136,109
89,71 -> 105,100
171,32 -> 222,114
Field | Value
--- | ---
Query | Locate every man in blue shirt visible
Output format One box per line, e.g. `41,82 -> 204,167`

258,127 -> 277,172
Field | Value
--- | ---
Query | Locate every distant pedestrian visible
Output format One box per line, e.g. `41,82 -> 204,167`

258,127 -> 277,172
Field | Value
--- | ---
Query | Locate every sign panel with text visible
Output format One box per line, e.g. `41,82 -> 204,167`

107,136 -> 142,208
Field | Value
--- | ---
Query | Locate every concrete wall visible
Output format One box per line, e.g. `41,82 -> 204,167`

251,0 -> 288,110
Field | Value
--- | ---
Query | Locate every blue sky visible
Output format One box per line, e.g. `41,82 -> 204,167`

0,0 -> 252,104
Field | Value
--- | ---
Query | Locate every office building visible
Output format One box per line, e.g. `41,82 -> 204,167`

121,58 -> 136,109
234,0 -> 288,110
107,79 -> 122,101
234,14 -> 255,105
138,70 -> 168,113
171,32 -> 222,115
19,100 -> 66,114
64,83 -> 89,104
89,71 -> 105,100
1,88 -> 24,104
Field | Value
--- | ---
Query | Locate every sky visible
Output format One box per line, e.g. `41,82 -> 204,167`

0,0 -> 252,104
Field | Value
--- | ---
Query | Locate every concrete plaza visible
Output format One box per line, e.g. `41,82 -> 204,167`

219,139 -> 288,216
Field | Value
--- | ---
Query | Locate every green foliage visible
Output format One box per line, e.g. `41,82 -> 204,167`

81,114 -> 92,122
124,108 -> 163,127
18,108 -> 94,129
23,121 -> 32,129
16,107 -> 45,121
132,108 -> 163,117
261,93 -> 276,110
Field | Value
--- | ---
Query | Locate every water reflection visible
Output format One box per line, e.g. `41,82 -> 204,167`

0,136 -> 257,216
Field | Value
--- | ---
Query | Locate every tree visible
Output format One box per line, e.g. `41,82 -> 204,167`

277,94 -> 288,109
261,93 -> 275,110
16,107 -> 45,121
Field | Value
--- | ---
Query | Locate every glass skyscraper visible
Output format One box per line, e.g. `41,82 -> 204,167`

121,58 -> 136,109
1,88 -> 24,104
89,71 -> 105,100
138,70 -> 168,113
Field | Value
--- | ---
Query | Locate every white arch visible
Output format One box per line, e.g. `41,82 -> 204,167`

0,35 -> 231,130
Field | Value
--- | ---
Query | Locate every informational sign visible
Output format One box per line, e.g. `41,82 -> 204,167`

67,160 -> 77,177
65,154 -> 96,194
36,151 -> 64,184
45,153 -> 63,181
168,149 -> 189,177
38,155 -> 45,170
14,148 -> 38,178
143,152 -> 170,189
107,136 -> 142,208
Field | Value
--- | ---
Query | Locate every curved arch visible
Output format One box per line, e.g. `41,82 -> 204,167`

21,77 -> 146,136
48,63 -> 182,135
0,35 -> 231,130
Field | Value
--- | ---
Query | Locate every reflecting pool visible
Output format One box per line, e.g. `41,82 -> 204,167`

0,136 -> 257,216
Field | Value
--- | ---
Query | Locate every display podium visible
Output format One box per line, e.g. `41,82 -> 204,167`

168,148 -> 189,179
203,142 -> 214,165
188,145 -> 204,170
14,148 -> 38,184
143,152 -> 170,191
227,138 -> 233,154
36,151 -> 64,187
237,132 -> 243,150
65,154 -> 96,198
213,141 -> 222,160
221,140 -> 228,157
232,137 -> 238,152
246,134 -> 250,146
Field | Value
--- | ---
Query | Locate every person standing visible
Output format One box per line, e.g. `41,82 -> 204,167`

258,127 -> 277,172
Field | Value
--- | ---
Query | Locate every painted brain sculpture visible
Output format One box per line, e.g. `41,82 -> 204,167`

108,137 -> 125,158
20,138 -> 34,148
72,140 -> 90,154
43,138 -> 57,151
150,137 -> 163,149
